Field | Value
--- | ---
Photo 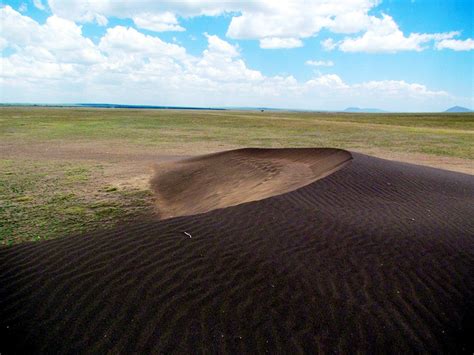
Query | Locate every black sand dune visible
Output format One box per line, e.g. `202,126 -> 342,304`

1,150 -> 473,354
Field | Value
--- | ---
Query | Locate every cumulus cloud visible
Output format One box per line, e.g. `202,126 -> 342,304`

132,12 -> 185,32
259,37 -> 303,49
321,38 -> 337,51
204,33 -> 240,57
324,14 -> 460,53
306,60 -> 334,67
46,0 -> 241,30
305,74 -> 349,89
43,0 -> 468,52
1,6 -> 461,111
435,38 -> 474,51
98,26 -> 187,60
0,6 -> 103,65
353,79 -> 448,97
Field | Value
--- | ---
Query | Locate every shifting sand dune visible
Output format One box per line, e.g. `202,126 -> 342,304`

151,148 -> 352,218
1,150 -> 474,353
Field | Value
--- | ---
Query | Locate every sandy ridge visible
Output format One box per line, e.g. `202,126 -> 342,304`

1,150 -> 473,353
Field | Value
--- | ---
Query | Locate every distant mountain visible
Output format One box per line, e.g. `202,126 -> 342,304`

444,106 -> 472,113
343,107 -> 387,113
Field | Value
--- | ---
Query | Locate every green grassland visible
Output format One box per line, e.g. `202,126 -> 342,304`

0,159 -> 154,246
1,107 -> 472,245
1,107 -> 473,157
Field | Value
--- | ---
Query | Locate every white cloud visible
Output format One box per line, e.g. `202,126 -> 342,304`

191,34 -> 262,83
1,6 -> 465,112
33,0 -> 46,11
44,0 -> 378,47
1,54 -> 79,81
225,1 -> 377,48
204,33 -> 239,57
306,60 -> 334,67
133,12 -> 185,32
43,0 -> 468,52
305,74 -> 349,89
260,37 -> 303,49
353,79 -> 447,97
435,38 -> 474,51
98,26 -> 187,60
327,10 -> 371,33
323,14 -> 463,53
321,38 -> 337,51
0,6 -> 103,65
46,0 -> 108,25
46,0 -> 240,27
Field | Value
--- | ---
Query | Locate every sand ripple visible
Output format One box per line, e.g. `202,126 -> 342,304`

1,150 -> 473,353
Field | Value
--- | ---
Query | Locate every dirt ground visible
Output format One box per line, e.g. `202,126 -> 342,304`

2,140 -> 472,182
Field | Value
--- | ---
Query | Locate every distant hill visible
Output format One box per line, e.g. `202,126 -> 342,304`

343,107 -> 387,113
444,106 -> 472,113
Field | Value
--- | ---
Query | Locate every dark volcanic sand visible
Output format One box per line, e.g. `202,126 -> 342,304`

1,151 -> 473,354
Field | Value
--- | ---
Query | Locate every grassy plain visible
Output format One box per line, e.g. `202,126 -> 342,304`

1,107 -> 472,244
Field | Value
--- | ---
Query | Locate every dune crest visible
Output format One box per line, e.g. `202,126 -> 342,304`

151,148 -> 352,218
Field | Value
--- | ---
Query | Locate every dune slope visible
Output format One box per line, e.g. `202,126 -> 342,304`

1,151 -> 473,354
151,148 -> 352,218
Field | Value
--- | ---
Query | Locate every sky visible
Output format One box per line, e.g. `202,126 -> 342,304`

0,0 -> 473,111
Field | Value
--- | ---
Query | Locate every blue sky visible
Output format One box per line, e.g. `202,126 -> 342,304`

1,0 -> 473,111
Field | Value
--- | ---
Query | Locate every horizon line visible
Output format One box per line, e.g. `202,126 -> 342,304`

0,102 -> 472,113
